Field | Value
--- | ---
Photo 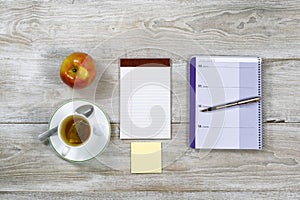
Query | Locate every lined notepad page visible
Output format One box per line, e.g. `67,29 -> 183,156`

120,59 -> 171,139
190,56 -> 262,149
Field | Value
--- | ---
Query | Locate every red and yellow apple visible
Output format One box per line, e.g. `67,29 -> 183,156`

60,52 -> 96,89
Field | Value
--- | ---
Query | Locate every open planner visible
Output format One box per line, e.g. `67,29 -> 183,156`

190,56 -> 262,149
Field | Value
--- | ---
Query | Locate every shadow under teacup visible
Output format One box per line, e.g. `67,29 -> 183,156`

58,114 -> 93,156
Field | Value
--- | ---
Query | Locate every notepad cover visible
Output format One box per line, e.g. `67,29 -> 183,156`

190,56 -> 262,149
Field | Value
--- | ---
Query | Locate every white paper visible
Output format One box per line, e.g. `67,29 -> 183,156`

120,66 -> 170,139
194,56 -> 261,149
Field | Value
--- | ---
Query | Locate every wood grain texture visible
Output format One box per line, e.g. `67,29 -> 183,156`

1,0 -> 300,123
1,58 -> 300,123
0,123 -> 299,192
1,0 -> 300,199
1,191 -> 300,200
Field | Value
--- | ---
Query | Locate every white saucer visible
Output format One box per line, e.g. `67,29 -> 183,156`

49,100 -> 111,162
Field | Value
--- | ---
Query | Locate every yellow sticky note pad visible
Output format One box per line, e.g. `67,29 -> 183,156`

131,142 -> 162,174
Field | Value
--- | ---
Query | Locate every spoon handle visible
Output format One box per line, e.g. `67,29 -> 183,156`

38,126 -> 58,141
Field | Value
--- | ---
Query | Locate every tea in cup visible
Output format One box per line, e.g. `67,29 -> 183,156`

58,114 -> 93,156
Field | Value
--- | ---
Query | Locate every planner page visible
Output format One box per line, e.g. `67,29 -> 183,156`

190,56 -> 262,149
120,59 -> 171,139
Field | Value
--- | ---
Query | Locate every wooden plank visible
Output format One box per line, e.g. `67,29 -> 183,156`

1,58 -> 299,123
0,123 -> 299,192
1,0 -> 300,59
1,0 -> 300,198
1,1 -> 300,123
263,59 -> 300,122
1,191 -> 300,200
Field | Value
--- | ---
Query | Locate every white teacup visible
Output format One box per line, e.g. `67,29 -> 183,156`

58,114 -> 94,156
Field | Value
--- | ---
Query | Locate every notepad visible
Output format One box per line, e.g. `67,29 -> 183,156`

131,142 -> 162,174
120,58 -> 171,139
190,56 -> 262,149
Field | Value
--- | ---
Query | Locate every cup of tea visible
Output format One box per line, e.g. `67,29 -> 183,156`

58,114 -> 93,156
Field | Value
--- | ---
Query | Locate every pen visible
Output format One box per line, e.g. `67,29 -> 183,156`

201,96 -> 261,112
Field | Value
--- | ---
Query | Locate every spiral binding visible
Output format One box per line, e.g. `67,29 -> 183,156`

257,57 -> 263,149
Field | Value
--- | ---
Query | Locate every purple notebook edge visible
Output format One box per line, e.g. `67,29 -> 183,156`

189,57 -> 196,148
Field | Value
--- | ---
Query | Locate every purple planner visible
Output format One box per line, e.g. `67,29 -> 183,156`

190,56 -> 262,149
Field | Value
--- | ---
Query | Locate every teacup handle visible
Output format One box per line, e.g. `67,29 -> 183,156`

62,146 -> 70,156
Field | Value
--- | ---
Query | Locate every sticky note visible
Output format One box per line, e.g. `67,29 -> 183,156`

131,142 -> 162,174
